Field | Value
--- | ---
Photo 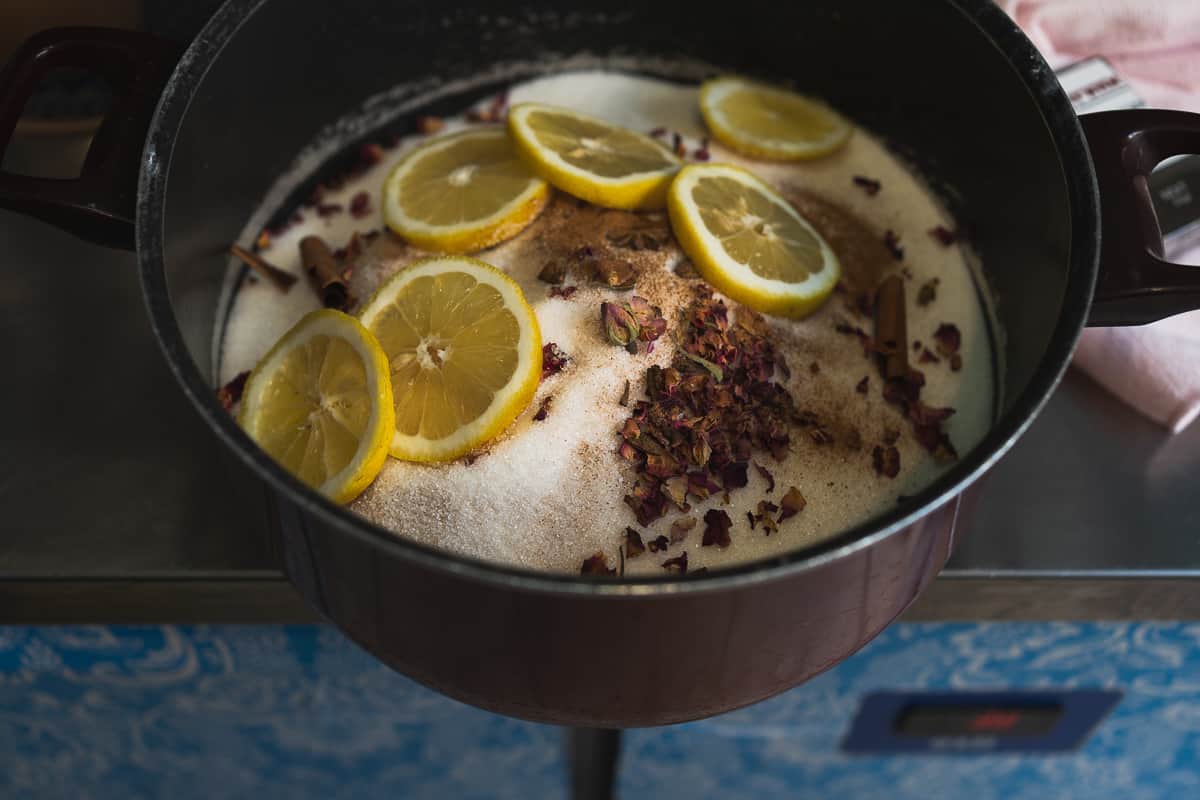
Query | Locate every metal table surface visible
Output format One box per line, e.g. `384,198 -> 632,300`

3,203 -> 1199,623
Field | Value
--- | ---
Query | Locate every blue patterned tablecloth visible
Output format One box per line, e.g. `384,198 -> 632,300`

2,623 -> 1199,799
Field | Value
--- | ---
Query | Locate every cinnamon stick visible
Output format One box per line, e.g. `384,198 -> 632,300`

229,244 -> 297,291
874,274 -> 908,380
300,235 -> 352,310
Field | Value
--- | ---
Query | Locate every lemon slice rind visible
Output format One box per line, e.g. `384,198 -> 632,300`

699,76 -> 852,161
357,256 -> 543,462
667,163 -> 841,319
382,128 -> 550,253
238,309 -> 394,505
507,103 -> 682,210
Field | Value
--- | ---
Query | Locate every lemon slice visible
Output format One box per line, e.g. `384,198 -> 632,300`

507,103 -> 681,210
238,309 -> 394,504
382,128 -> 550,253
358,256 -> 542,462
699,76 -> 852,161
667,163 -> 841,318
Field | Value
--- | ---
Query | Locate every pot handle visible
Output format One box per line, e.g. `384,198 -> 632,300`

0,27 -> 178,251
1081,109 -> 1200,326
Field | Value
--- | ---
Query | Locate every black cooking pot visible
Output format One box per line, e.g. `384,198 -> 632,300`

3,0 -> 1200,727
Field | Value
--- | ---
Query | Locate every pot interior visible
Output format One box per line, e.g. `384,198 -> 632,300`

151,0 -> 1087,560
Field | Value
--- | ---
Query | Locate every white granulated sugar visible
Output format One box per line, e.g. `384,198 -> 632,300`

219,71 -> 996,575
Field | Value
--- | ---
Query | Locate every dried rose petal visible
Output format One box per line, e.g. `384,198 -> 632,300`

541,342 -> 569,380
933,323 -> 961,357
883,428 -> 901,446
873,445 -> 901,478
856,376 -> 869,394
778,487 -> 806,522
649,126 -> 667,138
548,285 -> 577,300
628,296 -> 666,343
672,132 -> 685,157
533,396 -> 552,421
918,348 -> 940,364
217,371 -> 250,411
619,379 -> 631,407
917,278 -> 939,307
754,500 -> 781,535
809,362 -> 821,375
316,202 -> 343,218
754,462 -> 775,493
883,230 -> 904,261
358,142 -> 385,168
581,552 -> 616,576
721,462 -> 749,490
349,191 -> 371,219
950,353 -> 963,372
662,551 -> 689,574
648,535 -> 670,553
928,225 -> 957,246
702,509 -> 733,548
624,527 -> 646,559
852,175 -> 882,196
670,516 -> 696,542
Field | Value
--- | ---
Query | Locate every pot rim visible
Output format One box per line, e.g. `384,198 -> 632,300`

137,0 -> 1100,597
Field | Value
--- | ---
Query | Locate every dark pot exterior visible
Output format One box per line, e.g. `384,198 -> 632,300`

277,488 -> 960,726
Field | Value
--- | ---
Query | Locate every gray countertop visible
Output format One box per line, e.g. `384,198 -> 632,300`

3,197 -> 1199,623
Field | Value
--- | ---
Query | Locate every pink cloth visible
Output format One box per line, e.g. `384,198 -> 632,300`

1003,0 -> 1200,433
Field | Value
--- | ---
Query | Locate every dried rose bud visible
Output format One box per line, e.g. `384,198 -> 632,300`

670,516 -> 696,542
873,445 -> 901,478
702,509 -> 733,548
623,527 -> 646,558
778,487 -> 806,522
538,260 -> 567,284
580,552 -> 616,576
602,301 -> 641,352
417,115 -> 445,134
662,551 -> 689,574
928,225 -> 957,246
